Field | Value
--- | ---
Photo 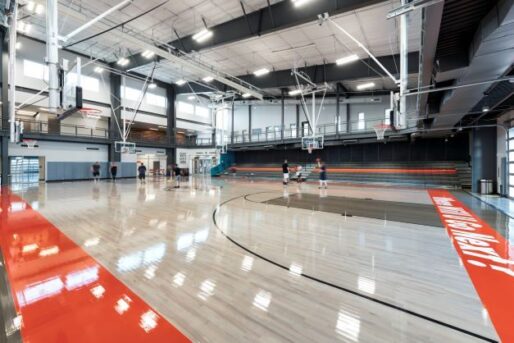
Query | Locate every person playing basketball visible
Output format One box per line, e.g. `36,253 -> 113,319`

282,159 -> 289,186
319,160 -> 328,189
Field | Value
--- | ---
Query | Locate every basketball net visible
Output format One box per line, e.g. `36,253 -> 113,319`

373,124 -> 391,141
79,108 -> 102,129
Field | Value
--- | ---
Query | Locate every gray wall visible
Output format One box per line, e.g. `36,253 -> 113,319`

471,127 -> 497,192
47,162 -> 136,181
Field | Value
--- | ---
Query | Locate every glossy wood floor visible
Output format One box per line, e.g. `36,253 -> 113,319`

15,177 -> 499,342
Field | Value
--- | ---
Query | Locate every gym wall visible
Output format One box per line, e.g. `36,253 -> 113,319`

233,135 -> 470,164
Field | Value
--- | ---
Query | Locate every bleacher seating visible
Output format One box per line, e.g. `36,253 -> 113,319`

229,161 -> 471,188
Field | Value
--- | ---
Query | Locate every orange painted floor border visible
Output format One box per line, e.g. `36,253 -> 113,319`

0,190 -> 191,343
428,189 -> 514,342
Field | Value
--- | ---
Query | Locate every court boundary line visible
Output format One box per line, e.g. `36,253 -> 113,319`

212,192 -> 498,343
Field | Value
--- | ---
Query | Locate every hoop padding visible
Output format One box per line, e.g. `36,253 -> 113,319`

373,124 -> 391,141
115,141 -> 136,154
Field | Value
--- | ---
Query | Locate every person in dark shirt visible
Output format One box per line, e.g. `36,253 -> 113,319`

172,164 -> 181,188
91,162 -> 101,182
110,163 -> 118,182
138,163 -> 147,183
282,159 -> 289,186
319,162 -> 328,189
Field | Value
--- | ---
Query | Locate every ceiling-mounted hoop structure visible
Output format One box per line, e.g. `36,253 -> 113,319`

292,67 -> 329,140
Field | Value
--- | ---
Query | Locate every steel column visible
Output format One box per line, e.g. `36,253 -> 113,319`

46,0 -> 60,114
166,85 -> 176,164
398,0 -> 409,128
1,29 -> 9,185
281,88 -> 285,140
248,105 -> 252,142
231,102 -> 235,144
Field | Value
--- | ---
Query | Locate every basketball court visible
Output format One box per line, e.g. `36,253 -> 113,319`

0,0 -> 513,342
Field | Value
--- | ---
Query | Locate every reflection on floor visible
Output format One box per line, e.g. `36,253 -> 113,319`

472,193 -> 514,218
1,177 -> 507,342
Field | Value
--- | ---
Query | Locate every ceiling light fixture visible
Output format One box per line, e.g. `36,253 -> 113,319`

142,50 -> 155,59
176,79 -> 186,86
336,54 -> 359,66
94,66 -> 104,73
26,1 -> 35,12
148,83 -> 157,89
15,42 -> 22,50
253,68 -> 270,77
192,29 -> 213,43
117,57 -> 129,66
356,82 -> 375,90
18,22 -> 31,34
482,106 -> 490,113
242,93 -> 251,98
292,0 -> 314,8
202,76 -> 214,83
289,89 -> 302,96
188,95 -> 196,100
35,3 -> 44,14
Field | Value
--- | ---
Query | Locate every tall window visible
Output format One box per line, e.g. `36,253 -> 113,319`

358,112 -> 365,130
67,73 -> 100,92
177,101 -> 211,121
122,86 -> 167,108
24,60 -> 48,81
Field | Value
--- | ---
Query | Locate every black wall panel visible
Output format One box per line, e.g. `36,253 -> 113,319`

234,134 -> 470,165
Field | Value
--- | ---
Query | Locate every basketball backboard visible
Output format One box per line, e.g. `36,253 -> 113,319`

61,57 -> 83,112
301,135 -> 324,151
115,141 -> 136,154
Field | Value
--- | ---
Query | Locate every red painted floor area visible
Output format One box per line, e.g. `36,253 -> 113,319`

0,190 -> 191,343
428,190 -> 514,343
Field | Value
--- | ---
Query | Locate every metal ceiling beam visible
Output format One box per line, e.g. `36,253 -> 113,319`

175,52 -> 420,94
124,0 -> 387,70
58,5 -> 263,99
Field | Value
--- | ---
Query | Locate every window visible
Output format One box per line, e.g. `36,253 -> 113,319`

121,86 -> 143,100
146,93 -> 166,108
67,73 -> 100,92
291,123 -> 297,138
358,112 -> 365,130
24,60 -> 48,81
385,109 -> 391,126
177,101 -> 194,115
196,106 -> 210,118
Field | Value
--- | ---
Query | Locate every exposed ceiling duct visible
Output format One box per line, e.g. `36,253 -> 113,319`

432,0 -> 514,128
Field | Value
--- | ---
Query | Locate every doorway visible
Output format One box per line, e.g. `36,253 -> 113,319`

10,156 -> 40,187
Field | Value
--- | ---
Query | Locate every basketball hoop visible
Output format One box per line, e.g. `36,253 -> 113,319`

22,139 -> 38,149
373,124 -> 391,141
79,107 -> 102,128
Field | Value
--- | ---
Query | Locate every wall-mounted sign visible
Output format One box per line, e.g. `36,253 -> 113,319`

179,152 -> 187,164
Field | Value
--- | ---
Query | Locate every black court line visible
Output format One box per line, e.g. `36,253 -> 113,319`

212,192 -> 498,343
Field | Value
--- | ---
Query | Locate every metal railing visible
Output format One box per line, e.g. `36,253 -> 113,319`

20,119 -> 109,139
17,119 -> 213,147
231,119 -> 389,144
